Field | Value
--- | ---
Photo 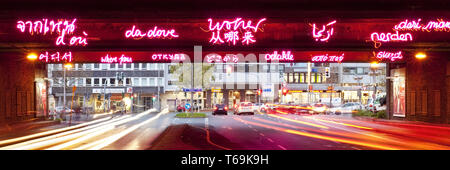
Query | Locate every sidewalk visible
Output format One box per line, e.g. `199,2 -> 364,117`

352,115 -> 450,127
0,118 -> 61,138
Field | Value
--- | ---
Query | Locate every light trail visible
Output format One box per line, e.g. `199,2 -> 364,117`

267,114 -> 329,129
303,116 -> 373,130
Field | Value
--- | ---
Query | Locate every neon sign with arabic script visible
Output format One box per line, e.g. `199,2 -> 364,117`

312,20 -> 336,42
207,18 -> 266,45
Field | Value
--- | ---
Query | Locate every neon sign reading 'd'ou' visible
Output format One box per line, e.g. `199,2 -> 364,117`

16,18 -> 88,46
207,18 -> 266,45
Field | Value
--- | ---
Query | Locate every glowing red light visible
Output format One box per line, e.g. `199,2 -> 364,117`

311,53 -> 344,62
207,18 -> 266,45
312,20 -> 336,42
125,25 -> 179,39
376,51 -> 403,61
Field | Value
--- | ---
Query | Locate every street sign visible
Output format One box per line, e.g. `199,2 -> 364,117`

185,103 -> 191,110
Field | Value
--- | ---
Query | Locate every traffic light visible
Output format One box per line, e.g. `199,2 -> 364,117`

257,89 -> 262,95
282,87 -> 288,96
325,67 -> 330,78
152,95 -> 156,102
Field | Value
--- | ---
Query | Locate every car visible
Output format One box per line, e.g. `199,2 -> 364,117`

55,106 -> 74,114
366,96 -> 386,112
311,103 -> 328,114
212,104 -> 228,115
292,104 -> 314,114
252,103 -> 263,112
234,102 -> 254,115
176,105 -> 186,112
328,102 -> 363,115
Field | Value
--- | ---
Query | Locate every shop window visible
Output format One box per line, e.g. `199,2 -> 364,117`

293,73 -> 299,83
317,73 -> 322,83
300,73 -> 305,83
289,73 -> 294,83
311,73 -> 316,83
284,73 -> 288,83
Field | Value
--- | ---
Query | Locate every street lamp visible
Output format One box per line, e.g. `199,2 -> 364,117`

26,53 -> 38,61
62,63 -> 72,120
415,52 -> 427,60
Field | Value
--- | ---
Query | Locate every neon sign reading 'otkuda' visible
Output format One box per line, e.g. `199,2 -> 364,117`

207,18 -> 266,45
151,53 -> 186,61
125,25 -> 179,39
16,18 -> 88,46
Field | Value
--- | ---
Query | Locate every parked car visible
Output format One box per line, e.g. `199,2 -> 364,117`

366,96 -> 386,112
311,103 -> 328,114
55,106 -> 74,113
212,104 -> 228,115
177,105 -> 186,112
234,102 -> 254,115
328,102 -> 363,115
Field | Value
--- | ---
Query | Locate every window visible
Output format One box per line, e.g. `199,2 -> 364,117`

94,64 -> 100,70
133,78 -> 140,86
343,67 -> 357,75
357,67 -> 364,74
300,73 -> 305,83
149,78 -> 156,86
94,78 -> 100,86
158,78 -> 163,86
86,78 -> 92,86
142,78 -> 148,86
317,73 -> 322,83
311,73 -> 316,83
288,73 -> 294,83
293,73 -> 299,83
126,63 -> 132,70
110,78 -> 116,86
284,73 -> 288,83
126,78 -> 131,85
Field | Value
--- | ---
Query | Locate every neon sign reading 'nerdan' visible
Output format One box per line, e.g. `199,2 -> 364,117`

312,20 -> 336,42
376,51 -> 403,61
394,19 -> 450,32
125,25 -> 179,39
207,18 -> 266,45
151,53 -> 186,61
101,54 -> 133,64
265,51 -> 294,61
311,53 -> 344,62
38,51 -> 72,63
16,18 -> 88,46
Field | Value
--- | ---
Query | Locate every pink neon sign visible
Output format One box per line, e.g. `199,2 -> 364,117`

151,53 -> 186,61
265,51 -> 294,61
394,19 -> 450,32
206,54 -> 239,63
38,51 -> 72,63
370,31 -> 413,48
207,18 -> 266,45
376,51 -> 403,61
125,25 -> 179,39
16,18 -> 88,46
311,53 -> 344,62
101,54 -> 133,64
312,20 -> 336,42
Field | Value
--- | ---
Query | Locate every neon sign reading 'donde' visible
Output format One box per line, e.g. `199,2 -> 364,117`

394,19 -> 450,32
38,51 -> 72,63
101,54 -> 133,64
311,53 -> 344,62
375,51 -> 403,61
16,18 -> 88,46
125,25 -> 179,39
265,51 -> 294,61
207,18 -> 266,45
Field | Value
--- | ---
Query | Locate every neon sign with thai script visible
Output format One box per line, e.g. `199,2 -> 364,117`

101,54 -> 133,64
207,18 -> 266,45
125,25 -> 179,39
38,51 -> 72,63
375,51 -> 403,61
312,20 -> 336,42
311,53 -> 344,62
265,51 -> 294,61
394,19 -> 450,32
151,53 -> 186,61
16,18 -> 88,46
206,54 -> 239,63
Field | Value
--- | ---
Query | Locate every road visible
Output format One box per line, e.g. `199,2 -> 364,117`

0,108 -> 449,150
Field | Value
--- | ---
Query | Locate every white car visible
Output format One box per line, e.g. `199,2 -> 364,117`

328,102 -> 363,115
234,102 -> 254,115
55,106 -> 74,113
366,96 -> 387,112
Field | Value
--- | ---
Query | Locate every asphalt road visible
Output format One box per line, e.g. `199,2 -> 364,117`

0,109 -> 449,150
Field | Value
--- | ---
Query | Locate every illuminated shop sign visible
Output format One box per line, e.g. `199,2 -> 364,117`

370,31 -> 413,48
375,51 -> 403,61
311,53 -> 344,62
206,54 -> 239,63
125,25 -> 179,39
16,18 -> 88,46
265,51 -> 294,61
101,54 -> 133,64
207,18 -> 266,45
39,51 -> 72,63
151,53 -> 186,61
394,19 -> 450,32
311,20 -> 336,42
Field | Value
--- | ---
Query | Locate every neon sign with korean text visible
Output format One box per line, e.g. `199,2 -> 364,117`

207,18 -> 266,45
265,51 -> 294,61
125,25 -> 179,39
375,51 -> 403,62
101,54 -> 133,64
38,51 -> 72,63
311,53 -> 344,62
312,20 -> 336,42
16,18 -> 88,46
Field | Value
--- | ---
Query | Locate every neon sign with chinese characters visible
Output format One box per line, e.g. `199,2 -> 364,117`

375,51 -> 403,62
38,51 -> 72,63
311,53 -> 344,62
312,20 -> 336,42
394,19 -> 450,32
207,18 -> 266,45
125,25 -> 179,39
151,53 -> 186,61
101,54 -> 133,64
16,18 -> 88,46
265,51 -> 294,61
206,54 -> 239,63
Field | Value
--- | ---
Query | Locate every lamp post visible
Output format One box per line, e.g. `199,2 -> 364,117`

63,63 -> 73,120
370,62 -> 380,113
353,75 -> 363,104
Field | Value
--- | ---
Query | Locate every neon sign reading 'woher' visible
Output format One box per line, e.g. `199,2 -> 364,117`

16,18 -> 88,46
207,18 -> 266,45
